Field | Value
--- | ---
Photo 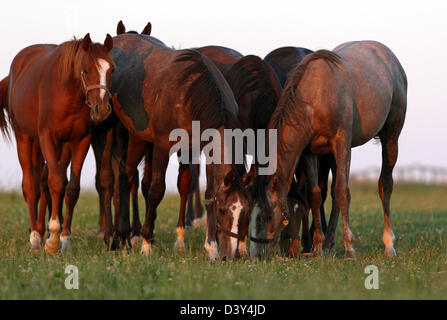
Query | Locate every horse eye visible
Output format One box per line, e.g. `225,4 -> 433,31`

218,208 -> 225,215
83,70 -> 88,75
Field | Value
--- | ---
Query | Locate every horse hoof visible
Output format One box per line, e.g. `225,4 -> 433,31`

45,239 -> 59,255
173,240 -> 184,253
344,249 -> 356,260
130,235 -> 141,247
141,239 -> 152,256
385,247 -> 397,258
60,235 -> 71,253
97,231 -> 105,239
30,231 -> 41,252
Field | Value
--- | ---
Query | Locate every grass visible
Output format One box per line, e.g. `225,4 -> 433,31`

0,183 -> 446,299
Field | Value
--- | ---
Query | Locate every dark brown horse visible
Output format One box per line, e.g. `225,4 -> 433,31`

195,45 -> 283,258
91,21 -> 155,248
108,30 -> 251,260
250,41 -> 407,259
0,34 -> 114,253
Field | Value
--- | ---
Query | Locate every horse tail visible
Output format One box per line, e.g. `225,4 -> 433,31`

0,76 -> 11,141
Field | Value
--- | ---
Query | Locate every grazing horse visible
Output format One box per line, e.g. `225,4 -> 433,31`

250,41 -> 407,259
109,32 -> 249,260
0,34 -> 114,253
195,46 -> 283,258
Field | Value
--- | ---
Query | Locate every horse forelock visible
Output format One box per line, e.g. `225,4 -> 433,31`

55,38 -> 114,82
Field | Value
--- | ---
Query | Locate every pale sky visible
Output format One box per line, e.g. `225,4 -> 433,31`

0,0 -> 445,191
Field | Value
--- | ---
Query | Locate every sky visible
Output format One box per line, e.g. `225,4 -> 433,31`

0,0 -> 446,191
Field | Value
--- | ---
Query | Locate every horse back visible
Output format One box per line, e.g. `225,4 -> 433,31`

332,41 -> 407,146
8,44 -> 56,137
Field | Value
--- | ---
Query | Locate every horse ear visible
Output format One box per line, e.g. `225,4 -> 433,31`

103,34 -> 113,52
224,170 -> 236,187
81,33 -> 92,52
141,22 -> 152,35
117,20 -> 126,35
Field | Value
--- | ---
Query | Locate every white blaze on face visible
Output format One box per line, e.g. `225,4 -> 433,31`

97,58 -> 111,99
229,200 -> 243,255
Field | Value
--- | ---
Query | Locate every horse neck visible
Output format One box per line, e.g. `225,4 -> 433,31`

272,119 -> 312,199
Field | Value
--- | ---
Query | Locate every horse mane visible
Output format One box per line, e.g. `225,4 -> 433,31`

175,49 -> 240,130
269,50 -> 343,154
55,38 -> 114,82
175,49 -> 247,176
224,55 -> 281,130
252,50 -> 343,210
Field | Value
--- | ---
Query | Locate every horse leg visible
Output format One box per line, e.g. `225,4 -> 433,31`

140,145 -> 169,256
185,165 -> 195,229
300,202 -> 312,254
332,141 -> 355,260
141,145 -> 153,220
193,164 -> 204,228
16,132 -> 41,252
91,125 -> 114,243
378,129 -> 401,257
36,147 -> 47,244
125,136 -> 147,247
318,155 -> 330,235
303,154 -> 324,256
111,158 -> 122,250
204,165 -> 218,261
40,133 -> 67,255
174,163 -> 192,253
60,136 -> 90,253
323,159 -> 340,251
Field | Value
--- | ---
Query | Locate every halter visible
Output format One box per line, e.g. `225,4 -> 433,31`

205,186 -> 244,241
80,71 -> 112,109
249,200 -> 290,244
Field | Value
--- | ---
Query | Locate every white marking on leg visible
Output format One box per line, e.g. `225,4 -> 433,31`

30,231 -> 41,251
383,229 -> 396,257
60,234 -> 71,253
45,218 -> 60,254
230,200 -> 243,256
174,226 -> 185,252
97,58 -> 111,99
141,239 -> 152,256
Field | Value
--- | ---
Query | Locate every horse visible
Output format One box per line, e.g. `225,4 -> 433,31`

250,41 -> 407,259
108,31 -> 250,261
93,21 -> 208,251
263,46 -> 324,256
91,21 -> 155,248
193,45 -> 285,258
0,34 -> 114,253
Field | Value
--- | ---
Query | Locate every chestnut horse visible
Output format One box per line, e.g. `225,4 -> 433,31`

250,41 -> 407,259
0,34 -> 114,253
